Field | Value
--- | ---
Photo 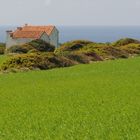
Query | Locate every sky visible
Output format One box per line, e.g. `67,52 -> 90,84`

0,0 -> 140,26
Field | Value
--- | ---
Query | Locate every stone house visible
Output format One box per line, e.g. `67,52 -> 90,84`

6,24 -> 59,48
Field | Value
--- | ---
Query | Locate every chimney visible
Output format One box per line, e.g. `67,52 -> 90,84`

6,30 -> 12,33
10,33 -> 13,37
6,30 -> 13,38
17,27 -> 22,30
25,23 -> 28,26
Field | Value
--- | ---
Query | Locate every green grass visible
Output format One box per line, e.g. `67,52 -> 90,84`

0,57 -> 140,139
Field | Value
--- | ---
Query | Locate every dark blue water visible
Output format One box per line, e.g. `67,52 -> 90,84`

0,26 -> 140,43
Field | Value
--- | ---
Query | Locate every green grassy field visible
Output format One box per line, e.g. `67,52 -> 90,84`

0,57 -> 140,139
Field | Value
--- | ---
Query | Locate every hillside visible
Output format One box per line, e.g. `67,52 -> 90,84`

1,38 -> 140,72
0,57 -> 140,139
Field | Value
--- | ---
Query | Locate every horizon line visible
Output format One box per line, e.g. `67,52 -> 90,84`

0,24 -> 140,27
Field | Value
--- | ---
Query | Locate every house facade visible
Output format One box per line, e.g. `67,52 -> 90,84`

6,24 -> 59,48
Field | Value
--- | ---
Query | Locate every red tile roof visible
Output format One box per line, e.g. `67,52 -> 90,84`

12,25 -> 55,39
13,31 -> 44,39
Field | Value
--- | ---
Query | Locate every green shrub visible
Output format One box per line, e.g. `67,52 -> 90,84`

6,44 -> 33,54
0,43 -> 6,55
2,39 -> 140,73
57,41 -> 129,61
6,39 -> 55,54
29,39 -> 55,52
121,43 -> 140,55
56,40 -> 94,53
65,51 -> 103,64
113,38 -> 140,47
78,43 -> 129,59
27,49 -> 40,54
65,52 -> 90,64
0,53 -> 75,72
103,46 -> 129,59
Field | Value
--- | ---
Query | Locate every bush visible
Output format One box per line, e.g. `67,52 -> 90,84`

120,43 -> 140,55
78,43 -> 128,59
27,49 -> 40,54
0,43 -> 6,55
56,40 -> 93,53
0,53 -> 75,72
65,52 -> 103,64
6,39 -> 55,54
103,46 -> 129,59
113,38 -> 140,47
56,41 -> 129,61
6,44 -> 33,54
2,39 -> 140,73
29,39 -> 55,52
65,53 -> 90,64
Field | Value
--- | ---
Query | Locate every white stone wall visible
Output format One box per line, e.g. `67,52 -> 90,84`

6,33 -> 33,48
49,28 -> 59,48
40,33 -> 50,43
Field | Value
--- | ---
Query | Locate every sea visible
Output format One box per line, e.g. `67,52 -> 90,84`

0,26 -> 140,43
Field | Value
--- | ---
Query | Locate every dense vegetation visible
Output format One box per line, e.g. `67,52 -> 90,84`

0,57 -> 140,139
1,38 -> 140,72
0,55 -> 7,65
1,53 -> 74,72
0,43 -> 5,55
55,38 -> 140,59
6,39 -> 55,54
112,38 -> 140,47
